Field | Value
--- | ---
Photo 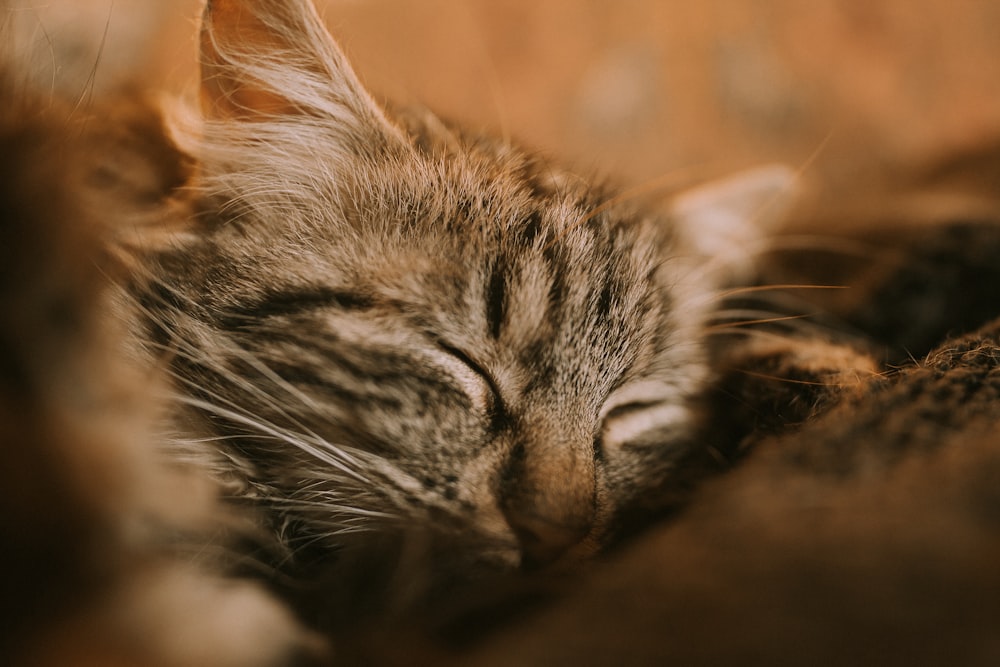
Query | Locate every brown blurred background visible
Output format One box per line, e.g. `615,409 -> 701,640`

11,0 -> 1000,215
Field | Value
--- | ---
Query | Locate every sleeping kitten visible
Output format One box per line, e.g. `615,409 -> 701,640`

119,0 -> 794,621
11,0 -> 1000,663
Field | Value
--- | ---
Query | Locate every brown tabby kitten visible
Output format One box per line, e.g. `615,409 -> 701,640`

15,0 -> 1000,664
121,0 -> 794,621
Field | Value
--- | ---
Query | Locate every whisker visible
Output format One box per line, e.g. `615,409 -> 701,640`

128,279 -> 438,530
706,326 -> 824,344
161,363 -> 422,525
711,307 -> 810,320
733,367 -> 878,388
547,126 -> 838,254
681,231 -> 877,293
714,284 -> 849,300
705,313 -> 817,332
133,285 -> 355,446
267,496 -> 395,521
153,340 -> 333,443
798,125 -> 836,176
176,394 -> 373,487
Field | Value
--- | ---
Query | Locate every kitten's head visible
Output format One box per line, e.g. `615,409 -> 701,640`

139,0 -> 792,584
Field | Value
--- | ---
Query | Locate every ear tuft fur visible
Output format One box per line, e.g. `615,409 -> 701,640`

199,0 -> 402,144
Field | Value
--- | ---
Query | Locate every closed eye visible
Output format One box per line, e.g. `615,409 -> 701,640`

601,400 -> 692,450
602,399 -> 663,422
599,380 -> 692,450
432,340 -> 509,428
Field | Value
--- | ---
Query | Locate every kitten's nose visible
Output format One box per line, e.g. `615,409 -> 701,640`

500,434 -> 596,568
502,504 -> 592,568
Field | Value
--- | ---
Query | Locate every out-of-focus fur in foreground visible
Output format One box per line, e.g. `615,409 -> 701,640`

0,69 -> 321,666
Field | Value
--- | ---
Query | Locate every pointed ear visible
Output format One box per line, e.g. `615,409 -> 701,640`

671,164 -> 797,283
200,0 -> 402,137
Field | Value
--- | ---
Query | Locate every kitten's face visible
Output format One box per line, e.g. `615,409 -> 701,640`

140,0 -> 785,574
